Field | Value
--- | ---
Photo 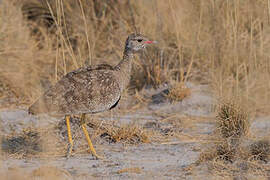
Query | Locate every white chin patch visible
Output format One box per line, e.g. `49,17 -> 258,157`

134,47 -> 141,51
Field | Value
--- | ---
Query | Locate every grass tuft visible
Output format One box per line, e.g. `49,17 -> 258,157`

215,142 -> 237,163
1,129 -> 42,157
167,82 -> 191,101
216,100 -> 249,141
198,142 -> 237,164
249,139 -> 270,163
198,100 -> 250,164
101,123 -> 150,144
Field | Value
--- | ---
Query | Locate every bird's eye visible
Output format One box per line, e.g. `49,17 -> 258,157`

137,39 -> 143,42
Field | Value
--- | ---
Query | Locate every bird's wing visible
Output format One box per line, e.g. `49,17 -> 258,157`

29,68 -> 121,115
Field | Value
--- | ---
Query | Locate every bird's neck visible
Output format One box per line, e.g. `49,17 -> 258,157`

114,48 -> 134,91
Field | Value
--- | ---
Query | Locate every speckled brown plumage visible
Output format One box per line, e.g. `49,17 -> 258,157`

29,67 -> 120,115
29,33 -> 153,116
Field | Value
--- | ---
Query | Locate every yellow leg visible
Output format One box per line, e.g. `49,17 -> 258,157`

80,114 -> 103,159
65,115 -> 73,157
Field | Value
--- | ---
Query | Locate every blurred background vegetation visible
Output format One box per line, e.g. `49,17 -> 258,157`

0,0 -> 269,116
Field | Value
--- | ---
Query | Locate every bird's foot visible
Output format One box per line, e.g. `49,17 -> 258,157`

90,151 -> 104,160
66,143 -> 74,158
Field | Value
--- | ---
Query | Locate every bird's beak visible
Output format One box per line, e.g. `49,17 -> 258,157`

144,40 -> 158,44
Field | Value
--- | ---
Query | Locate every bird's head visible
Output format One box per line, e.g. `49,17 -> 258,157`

125,33 -> 156,53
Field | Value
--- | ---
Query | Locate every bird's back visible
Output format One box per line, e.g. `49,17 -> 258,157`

29,65 -> 121,116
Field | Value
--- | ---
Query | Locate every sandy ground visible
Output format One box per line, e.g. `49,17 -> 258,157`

0,83 -> 269,179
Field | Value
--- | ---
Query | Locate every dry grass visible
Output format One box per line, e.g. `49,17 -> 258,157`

197,100 -> 269,178
249,139 -> 270,162
198,100 -> 249,163
216,100 -> 249,142
197,140 -> 270,178
104,123 -> 151,144
167,82 -> 191,101
117,167 -> 142,174
0,0 -> 269,115
89,118 -> 152,145
1,128 -> 42,157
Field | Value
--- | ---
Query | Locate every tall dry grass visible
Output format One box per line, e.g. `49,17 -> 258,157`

0,0 -> 269,116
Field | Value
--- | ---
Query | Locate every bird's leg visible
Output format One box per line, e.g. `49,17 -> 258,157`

80,113 -> 103,159
65,115 -> 74,157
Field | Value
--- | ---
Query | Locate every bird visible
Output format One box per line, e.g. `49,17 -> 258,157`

28,33 -> 156,159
